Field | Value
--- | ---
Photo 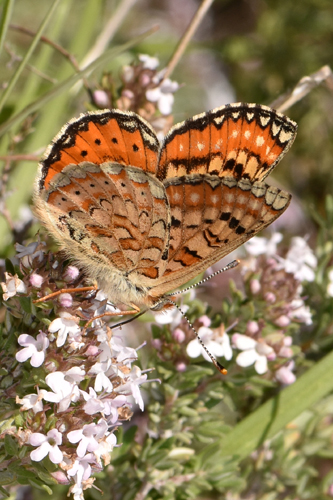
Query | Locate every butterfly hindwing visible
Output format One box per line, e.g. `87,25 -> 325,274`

147,175 -> 291,298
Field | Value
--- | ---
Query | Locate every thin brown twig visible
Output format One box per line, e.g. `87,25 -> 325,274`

84,310 -> 137,330
270,65 -> 333,113
9,23 -> 91,92
0,154 -> 39,161
0,158 -> 15,230
5,43 -> 57,83
9,24 -> 81,71
162,0 -> 215,82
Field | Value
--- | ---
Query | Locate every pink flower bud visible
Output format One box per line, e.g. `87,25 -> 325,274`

275,366 -> 296,385
275,315 -> 290,327
86,345 -> 99,356
264,292 -> 276,303
93,90 -> 110,108
176,361 -> 187,372
246,320 -> 259,335
267,351 -> 277,361
279,346 -> 293,358
151,338 -> 162,350
64,265 -> 79,282
199,315 -> 211,327
173,328 -> 185,343
250,279 -> 261,294
29,273 -> 44,288
51,471 -> 70,484
59,293 -> 73,308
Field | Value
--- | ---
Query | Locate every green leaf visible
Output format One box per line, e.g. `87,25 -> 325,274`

0,470 -> 16,486
4,435 -> 18,456
0,0 -> 14,59
220,349 -> 333,460
0,0 -> 62,113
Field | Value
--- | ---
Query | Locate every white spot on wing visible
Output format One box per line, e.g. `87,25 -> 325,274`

256,136 -> 265,147
260,115 -> 270,127
190,192 -> 200,203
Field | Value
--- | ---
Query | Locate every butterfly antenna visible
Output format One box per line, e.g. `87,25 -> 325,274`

112,309 -> 147,329
167,299 -> 227,375
168,259 -> 239,297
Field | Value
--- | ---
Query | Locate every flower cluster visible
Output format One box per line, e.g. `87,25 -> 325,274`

151,233 -> 315,386
92,54 -> 179,138
1,242 -> 150,500
229,233 -> 315,382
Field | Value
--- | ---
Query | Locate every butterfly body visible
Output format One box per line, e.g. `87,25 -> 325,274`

34,103 -> 297,309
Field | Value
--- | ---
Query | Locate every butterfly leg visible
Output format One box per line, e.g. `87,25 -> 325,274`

33,284 -> 98,303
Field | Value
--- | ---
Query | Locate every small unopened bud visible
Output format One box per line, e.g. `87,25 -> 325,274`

264,292 -> 276,303
250,279 -> 261,294
59,293 -> 73,308
93,90 -> 110,108
275,315 -> 290,327
64,266 -> 79,282
29,273 -> 44,288
246,320 -> 259,335
173,328 -> 185,343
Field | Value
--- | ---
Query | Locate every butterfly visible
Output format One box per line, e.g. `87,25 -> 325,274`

34,103 -> 297,311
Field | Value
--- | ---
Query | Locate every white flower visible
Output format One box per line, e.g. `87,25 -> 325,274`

67,452 -> 97,490
1,272 -> 26,300
110,336 -> 138,366
146,77 -> 179,115
154,305 -> 189,329
67,419 -> 108,458
187,326 -> 233,362
94,432 -> 117,464
139,53 -> 159,70
15,241 -> 45,267
16,388 -> 47,413
64,367 -> 86,384
116,365 -> 147,411
48,311 -> 81,347
29,428 -> 63,464
245,233 -> 283,257
283,236 -> 317,282
89,360 -> 113,393
289,298 -> 312,325
16,331 -> 49,367
232,334 -> 274,374
43,372 -> 80,412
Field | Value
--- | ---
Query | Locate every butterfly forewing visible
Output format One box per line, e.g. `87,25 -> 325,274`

157,103 -> 297,183
39,110 -> 160,192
